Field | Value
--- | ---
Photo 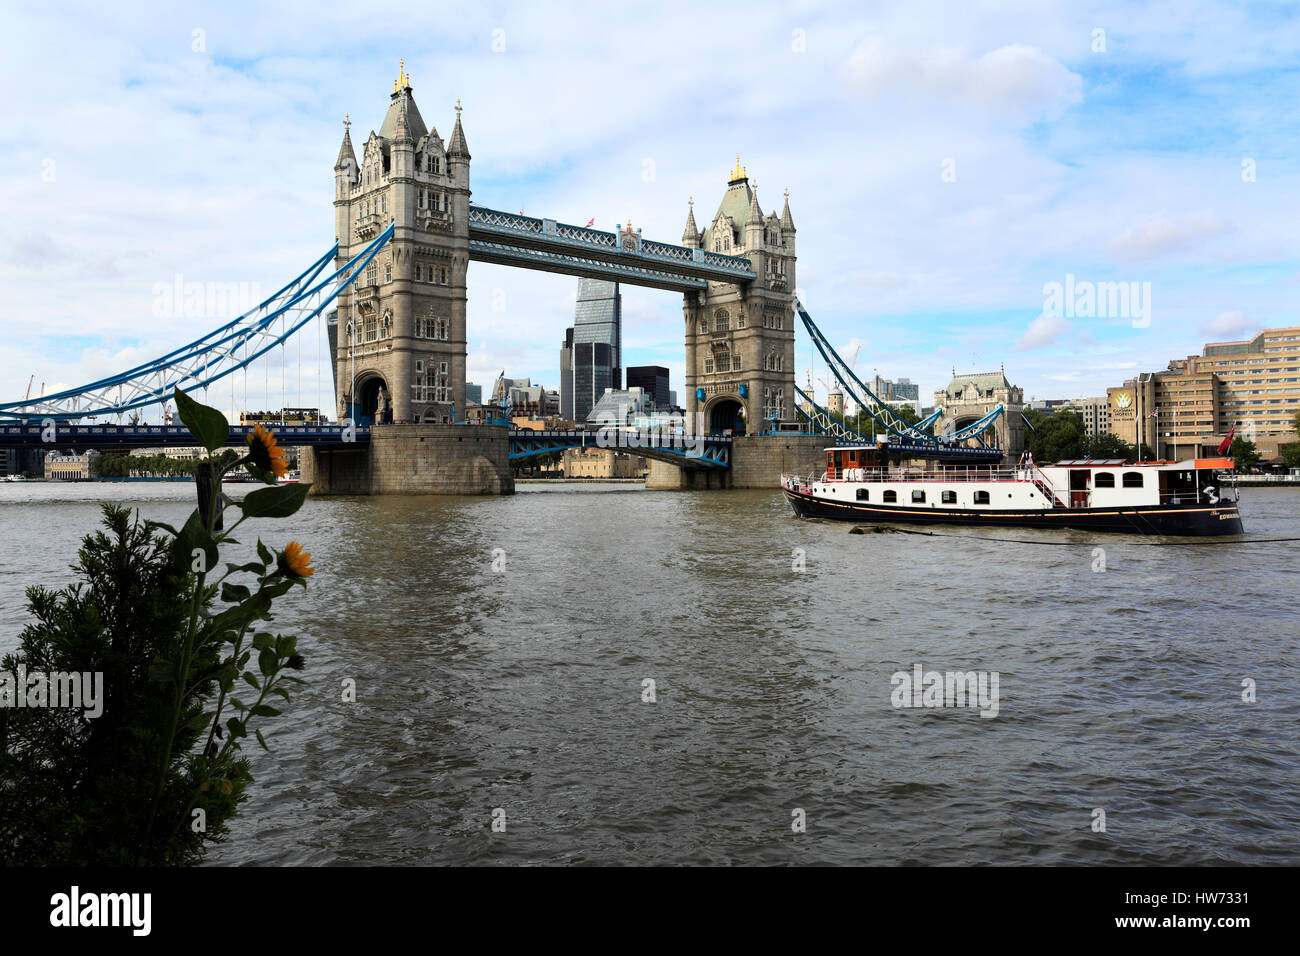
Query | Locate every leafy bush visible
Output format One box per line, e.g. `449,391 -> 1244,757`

0,388 -> 313,865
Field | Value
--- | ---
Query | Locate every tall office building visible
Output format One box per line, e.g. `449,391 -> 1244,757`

465,382 -> 482,405
626,365 -> 670,410
1108,325 -> 1300,459
560,328 -> 574,421
568,279 -> 622,424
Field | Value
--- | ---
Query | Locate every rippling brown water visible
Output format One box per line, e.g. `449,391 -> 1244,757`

2,481 -> 1297,865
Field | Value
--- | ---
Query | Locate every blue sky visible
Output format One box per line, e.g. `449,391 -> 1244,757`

3,0 -> 1300,414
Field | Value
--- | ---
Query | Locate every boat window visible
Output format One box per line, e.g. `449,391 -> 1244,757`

856,488 -> 869,501
941,490 -> 957,504
883,490 -> 897,503
1122,471 -> 1144,488
1095,472 -> 1115,488
911,490 -> 926,503
973,490 -> 990,505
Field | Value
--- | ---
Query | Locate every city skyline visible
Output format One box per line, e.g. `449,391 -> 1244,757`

5,2 -> 1300,419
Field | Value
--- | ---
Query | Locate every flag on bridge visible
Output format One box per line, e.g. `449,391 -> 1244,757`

586,218 -> 595,227
1217,424 -> 1236,456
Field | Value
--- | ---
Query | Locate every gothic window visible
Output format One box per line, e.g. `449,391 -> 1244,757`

380,310 -> 392,338
732,355 -> 741,372
715,350 -> 729,372
418,190 -> 425,209
737,312 -> 745,328
363,314 -> 377,342
384,262 -> 392,283
438,266 -> 448,284
415,266 -> 422,281
365,261 -> 377,285
714,310 -> 730,332
381,195 -> 386,214
705,358 -> 714,374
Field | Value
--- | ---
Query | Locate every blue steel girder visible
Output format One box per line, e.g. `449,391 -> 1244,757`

470,240 -> 708,293
0,422 -> 370,450
509,429 -> 730,468
468,205 -> 756,289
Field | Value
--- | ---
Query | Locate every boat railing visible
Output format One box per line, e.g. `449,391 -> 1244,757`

819,466 -> 1041,483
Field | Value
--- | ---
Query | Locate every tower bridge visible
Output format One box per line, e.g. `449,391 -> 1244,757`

0,63 -> 1009,493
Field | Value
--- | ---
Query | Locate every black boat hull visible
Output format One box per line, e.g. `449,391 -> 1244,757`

783,487 -> 1244,535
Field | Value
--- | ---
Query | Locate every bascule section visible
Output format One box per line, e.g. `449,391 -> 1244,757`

681,159 -> 798,437
331,62 -> 471,427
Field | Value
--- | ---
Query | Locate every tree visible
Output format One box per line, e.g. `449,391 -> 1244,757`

1230,436 -> 1261,472
1023,409 -> 1084,462
1282,443 -> 1300,470
0,388 -> 312,865
1080,431 -> 1130,460
850,402 -> 921,438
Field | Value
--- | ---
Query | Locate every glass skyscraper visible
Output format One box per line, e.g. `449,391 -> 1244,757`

568,279 -> 621,424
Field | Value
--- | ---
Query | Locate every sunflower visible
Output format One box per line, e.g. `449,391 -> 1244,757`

279,541 -> 314,578
246,423 -> 288,478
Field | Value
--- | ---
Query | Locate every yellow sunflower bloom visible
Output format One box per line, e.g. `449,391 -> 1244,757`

280,541 -> 314,578
246,423 -> 288,478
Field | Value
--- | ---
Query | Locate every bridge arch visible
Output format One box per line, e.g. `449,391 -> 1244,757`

707,395 -> 746,435
353,373 -> 390,426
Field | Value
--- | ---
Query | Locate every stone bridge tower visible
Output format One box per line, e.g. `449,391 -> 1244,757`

934,367 -> 1026,456
331,62 -> 471,425
681,159 -> 796,435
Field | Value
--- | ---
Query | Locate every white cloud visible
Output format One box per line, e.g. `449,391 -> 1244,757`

1015,314 -> 1071,351
1200,309 -> 1255,338
1106,211 -> 1231,261
840,38 -> 1082,123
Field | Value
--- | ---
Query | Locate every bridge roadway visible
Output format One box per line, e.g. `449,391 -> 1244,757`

467,206 -> 756,293
0,421 -> 735,468
0,422 -> 367,450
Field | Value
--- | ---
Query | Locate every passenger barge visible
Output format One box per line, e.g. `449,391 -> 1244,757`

782,445 -> 1243,535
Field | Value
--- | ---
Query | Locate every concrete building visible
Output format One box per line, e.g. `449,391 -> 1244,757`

330,63 -> 470,425
1028,397 -> 1111,436
871,375 -> 921,415
1107,326 -> 1300,459
681,158 -> 797,434
45,452 -> 93,480
561,446 -> 647,478
626,366 -> 670,409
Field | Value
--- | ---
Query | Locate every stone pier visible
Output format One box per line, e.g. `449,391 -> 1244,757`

644,434 -> 827,490
299,423 -> 513,495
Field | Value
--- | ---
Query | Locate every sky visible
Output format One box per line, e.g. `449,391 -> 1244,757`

3,0 -> 1300,416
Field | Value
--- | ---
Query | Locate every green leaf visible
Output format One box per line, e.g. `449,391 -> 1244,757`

221,582 -> 251,603
240,482 -> 311,519
225,561 -> 264,575
225,716 -> 246,739
173,386 -> 229,453
256,540 -> 272,565
271,687 -> 291,701
176,509 -> 218,573
258,648 -> 277,677
251,632 -> 274,651
250,704 -> 281,717
255,729 -> 269,751
242,671 -> 261,690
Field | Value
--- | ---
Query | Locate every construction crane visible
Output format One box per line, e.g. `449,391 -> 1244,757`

24,375 -> 34,400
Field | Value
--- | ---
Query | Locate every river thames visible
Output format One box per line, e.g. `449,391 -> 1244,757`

2,480 -> 1297,865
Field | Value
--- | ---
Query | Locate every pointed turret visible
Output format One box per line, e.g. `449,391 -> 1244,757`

394,91 -> 413,145
448,100 -> 470,160
780,188 -> 796,233
682,197 -> 699,247
746,188 -> 763,226
335,115 -> 357,170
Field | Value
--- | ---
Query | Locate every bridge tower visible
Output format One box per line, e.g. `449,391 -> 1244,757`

331,62 -> 471,425
681,159 -> 796,435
